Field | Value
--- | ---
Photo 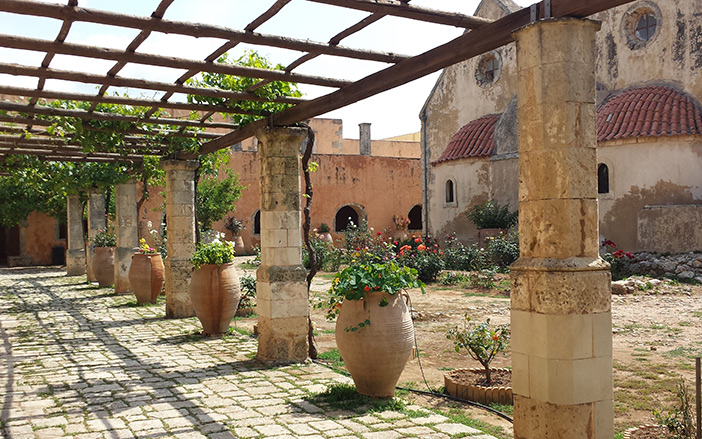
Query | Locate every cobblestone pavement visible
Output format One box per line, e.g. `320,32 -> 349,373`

0,267 -> 499,439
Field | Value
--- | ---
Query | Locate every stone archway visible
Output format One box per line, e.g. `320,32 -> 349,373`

334,204 -> 366,232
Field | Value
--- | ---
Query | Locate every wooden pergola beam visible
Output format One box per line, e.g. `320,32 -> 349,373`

0,101 -> 238,130
0,85 -> 270,117
0,35 -> 352,89
0,63 -> 306,105
0,115 -> 220,140
0,139 -> 167,155
306,0 -> 493,28
0,0 -> 409,64
200,0 -> 635,154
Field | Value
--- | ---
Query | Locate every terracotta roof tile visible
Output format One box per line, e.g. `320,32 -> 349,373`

597,85 -> 702,142
431,114 -> 499,165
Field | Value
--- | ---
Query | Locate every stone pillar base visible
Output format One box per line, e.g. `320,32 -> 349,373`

165,258 -> 194,318
256,265 -> 309,364
513,396 -> 614,439
66,249 -> 86,276
114,247 -> 135,293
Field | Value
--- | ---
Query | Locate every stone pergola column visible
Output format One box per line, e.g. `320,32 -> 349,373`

86,189 -> 106,282
510,19 -> 613,439
114,180 -> 139,293
161,159 -> 198,318
66,194 -> 86,276
255,126 -> 309,364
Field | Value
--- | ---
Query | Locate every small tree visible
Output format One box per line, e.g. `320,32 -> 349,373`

196,169 -> 244,231
466,200 -> 518,230
446,317 -> 510,384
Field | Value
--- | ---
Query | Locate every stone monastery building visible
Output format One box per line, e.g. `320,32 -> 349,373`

422,0 -> 702,254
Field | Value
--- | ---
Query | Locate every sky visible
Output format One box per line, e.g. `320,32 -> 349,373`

0,0 -> 533,139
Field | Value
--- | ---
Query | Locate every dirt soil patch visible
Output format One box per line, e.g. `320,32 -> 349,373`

446,368 -> 512,388
232,261 -> 702,437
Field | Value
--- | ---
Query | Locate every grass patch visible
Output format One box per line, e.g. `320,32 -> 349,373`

488,403 -> 513,416
678,321 -> 692,327
307,383 -> 406,412
434,407 -> 509,439
316,272 -> 338,280
225,327 -> 253,338
692,311 -> 702,319
317,349 -> 345,369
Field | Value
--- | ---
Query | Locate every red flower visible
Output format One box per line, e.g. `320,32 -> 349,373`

414,237 -> 421,243
364,285 -> 371,292
356,247 -> 360,251
377,231 -> 382,235
417,244 -> 426,251
626,252 -> 634,259
492,334 -> 499,341
393,241 -> 398,245
374,286 -> 380,290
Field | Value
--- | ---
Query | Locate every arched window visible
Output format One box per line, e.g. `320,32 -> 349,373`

253,210 -> 261,235
335,205 -> 360,232
598,164 -> 610,194
407,205 -> 423,231
445,180 -> 455,204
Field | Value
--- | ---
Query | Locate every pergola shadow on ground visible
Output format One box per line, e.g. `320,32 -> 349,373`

0,266 -> 498,439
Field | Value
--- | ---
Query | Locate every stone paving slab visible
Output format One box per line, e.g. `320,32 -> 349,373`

0,267 -> 500,438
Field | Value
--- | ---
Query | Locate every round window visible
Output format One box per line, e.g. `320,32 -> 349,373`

475,53 -> 501,88
620,2 -> 661,50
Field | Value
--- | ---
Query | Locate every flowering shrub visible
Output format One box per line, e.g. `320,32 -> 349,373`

446,317 -> 510,384
437,271 -> 471,286
395,236 -> 445,283
601,239 -> 633,280
485,230 -> 519,269
321,262 -> 425,323
343,220 -> 395,264
238,274 -> 257,309
92,227 -> 116,247
189,233 -> 235,269
303,235 -> 344,272
442,234 -> 482,271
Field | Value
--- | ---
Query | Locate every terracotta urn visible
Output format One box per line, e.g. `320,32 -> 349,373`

232,235 -> 246,256
335,290 -> 414,398
319,232 -> 333,243
128,253 -> 165,304
189,262 -> 241,336
92,247 -> 115,287
392,230 -> 409,242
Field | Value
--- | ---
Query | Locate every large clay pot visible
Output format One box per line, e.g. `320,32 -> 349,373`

392,230 -> 409,242
232,235 -> 246,256
335,290 -> 414,398
92,247 -> 115,287
189,263 -> 241,336
319,232 -> 333,243
128,253 -> 165,304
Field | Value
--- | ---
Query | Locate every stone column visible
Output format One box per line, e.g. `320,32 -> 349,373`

255,126 -> 309,364
114,180 -> 139,293
161,159 -> 198,318
86,189 -> 106,282
510,19 -> 613,439
66,194 -> 86,276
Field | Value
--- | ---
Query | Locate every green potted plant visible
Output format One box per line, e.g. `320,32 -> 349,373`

225,216 -> 246,255
317,223 -> 332,243
445,317 -> 511,405
323,261 -> 425,398
189,233 -> 241,336
128,237 -> 165,304
466,200 -> 518,248
91,226 -> 116,287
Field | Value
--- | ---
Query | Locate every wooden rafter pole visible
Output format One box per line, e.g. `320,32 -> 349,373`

0,62 -> 307,105
0,101 -> 238,130
0,118 -> 221,140
0,35 -> 352,89
200,0 -> 636,154
0,139 -> 167,155
0,0 -> 409,64
0,85 -> 270,117
306,0 -> 493,28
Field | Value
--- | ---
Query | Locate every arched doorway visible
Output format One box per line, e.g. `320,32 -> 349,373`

407,205 -> 423,231
253,210 -> 261,235
335,205 -> 365,232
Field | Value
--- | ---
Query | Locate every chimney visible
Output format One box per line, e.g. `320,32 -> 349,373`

359,123 -> 371,156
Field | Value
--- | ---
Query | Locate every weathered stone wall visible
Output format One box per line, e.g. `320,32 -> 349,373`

637,204 -> 702,253
598,138 -> 702,252
626,251 -> 702,282
24,211 -> 66,266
